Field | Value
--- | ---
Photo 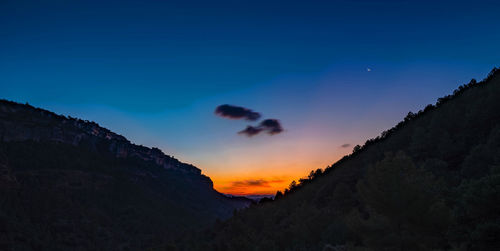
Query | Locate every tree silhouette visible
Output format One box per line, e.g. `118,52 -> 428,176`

356,152 -> 450,250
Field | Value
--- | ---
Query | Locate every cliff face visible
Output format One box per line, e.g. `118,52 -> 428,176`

0,100 -> 201,175
0,100 -> 251,250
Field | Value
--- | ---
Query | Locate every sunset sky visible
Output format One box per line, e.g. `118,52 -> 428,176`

1,0 -> 499,195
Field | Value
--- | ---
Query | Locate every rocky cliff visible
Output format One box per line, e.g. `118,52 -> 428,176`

0,99 -> 201,175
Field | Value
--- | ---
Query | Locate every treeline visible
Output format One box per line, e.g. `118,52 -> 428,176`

1,99 -> 101,127
273,67 -> 499,200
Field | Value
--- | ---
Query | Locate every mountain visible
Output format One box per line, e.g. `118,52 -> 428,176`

177,68 -> 500,251
0,100 -> 251,250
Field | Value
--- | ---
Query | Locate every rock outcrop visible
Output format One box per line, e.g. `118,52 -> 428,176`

0,100 -> 201,175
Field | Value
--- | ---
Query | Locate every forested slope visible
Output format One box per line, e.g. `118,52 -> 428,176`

176,68 -> 500,251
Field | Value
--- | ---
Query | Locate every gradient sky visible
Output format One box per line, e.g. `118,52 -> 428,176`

1,0 -> 500,195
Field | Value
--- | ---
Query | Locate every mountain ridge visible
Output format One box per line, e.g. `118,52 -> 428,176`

0,99 -> 251,250
0,99 -> 202,175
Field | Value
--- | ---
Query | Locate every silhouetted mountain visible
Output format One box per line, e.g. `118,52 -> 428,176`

0,100 -> 251,250
176,68 -> 500,250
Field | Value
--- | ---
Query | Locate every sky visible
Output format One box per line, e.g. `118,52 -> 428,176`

1,0 -> 500,195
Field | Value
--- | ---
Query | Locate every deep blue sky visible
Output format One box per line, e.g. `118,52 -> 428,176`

1,0 -> 499,194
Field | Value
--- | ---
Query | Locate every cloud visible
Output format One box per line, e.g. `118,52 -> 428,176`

238,119 -> 284,137
229,179 -> 284,188
214,105 -> 284,137
260,119 -> 284,135
238,126 -> 263,136
340,143 -> 351,148
215,104 -> 261,121
222,178 -> 286,195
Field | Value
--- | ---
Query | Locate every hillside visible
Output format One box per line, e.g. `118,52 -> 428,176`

0,101 -> 251,250
176,68 -> 500,250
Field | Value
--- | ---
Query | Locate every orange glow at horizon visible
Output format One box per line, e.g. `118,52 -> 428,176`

205,145 -> 350,196
213,176 -> 290,196
189,119 -> 383,196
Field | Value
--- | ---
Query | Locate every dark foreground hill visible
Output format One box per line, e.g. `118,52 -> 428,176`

0,101 -> 251,250
176,68 -> 500,251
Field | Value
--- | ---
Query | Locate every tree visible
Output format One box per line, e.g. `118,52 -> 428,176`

352,145 -> 361,153
330,183 -> 356,214
450,166 -> 500,250
274,191 -> 284,200
355,152 -> 450,250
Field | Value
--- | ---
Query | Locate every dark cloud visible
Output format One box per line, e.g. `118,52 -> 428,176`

340,143 -> 351,148
229,179 -> 284,188
260,119 -> 284,135
238,119 -> 284,137
223,179 -> 285,195
214,104 -> 284,137
238,126 -> 263,137
215,104 -> 261,121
